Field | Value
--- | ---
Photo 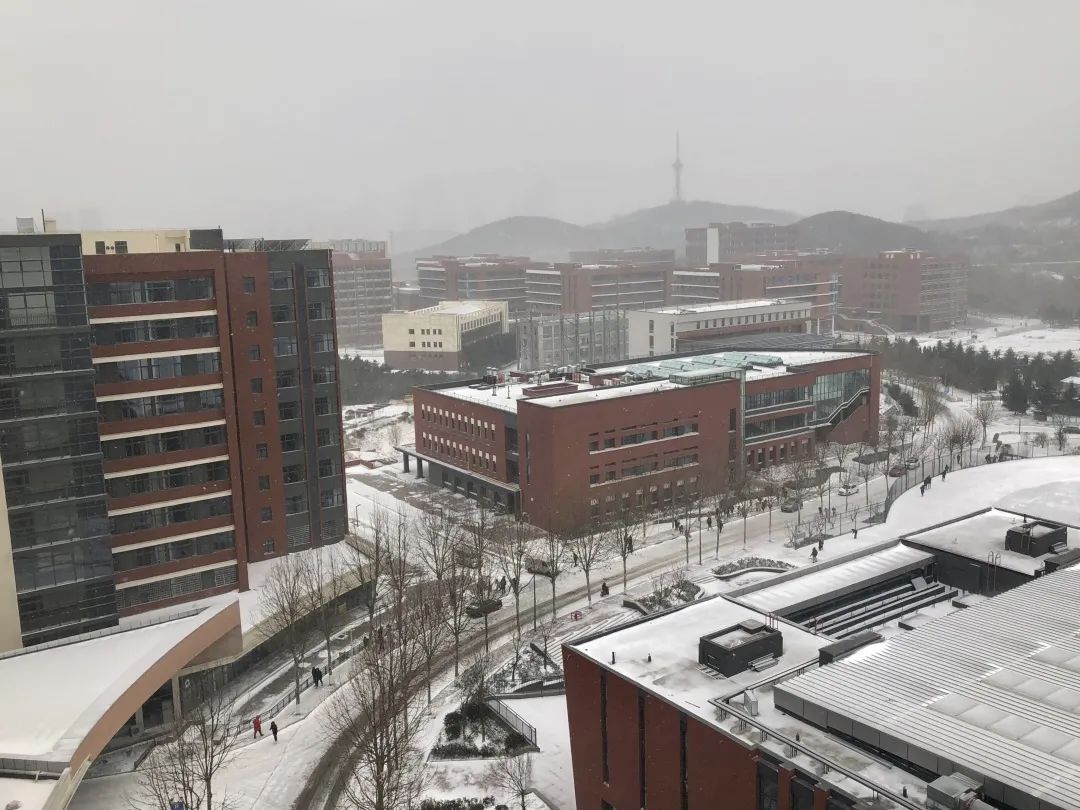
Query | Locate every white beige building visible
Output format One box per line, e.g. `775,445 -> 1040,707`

383,300 -> 509,371
627,299 -> 812,358
80,228 -> 224,255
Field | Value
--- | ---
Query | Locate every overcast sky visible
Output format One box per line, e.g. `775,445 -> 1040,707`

3,0 -> 1079,240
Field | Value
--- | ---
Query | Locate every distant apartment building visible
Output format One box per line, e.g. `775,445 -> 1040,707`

416,255 -> 535,317
311,238 -> 387,255
332,248 -> 392,349
839,249 -> 969,331
685,222 -> 797,264
627,299 -> 813,358
81,228 -> 225,256
568,247 -> 675,267
672,257 -> 839,331
526,261 -> 672,316
518,310 -> 628,371
383,300 -> 509,371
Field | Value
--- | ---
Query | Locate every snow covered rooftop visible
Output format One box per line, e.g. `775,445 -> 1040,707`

641,298 -> 788,315
997,481 -> 1080,527
0,601 -> 239,768
571,594 -> 829,706
430,349 -> 868,414
903,508 -> 1068,575
407,300 -> 502,316
731,542 -> 935,617
776,568 -> 1080,810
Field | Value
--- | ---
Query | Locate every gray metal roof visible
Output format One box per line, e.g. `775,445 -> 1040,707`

775,569 -> 1080,810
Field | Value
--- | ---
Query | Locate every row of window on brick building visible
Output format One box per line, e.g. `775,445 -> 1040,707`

418,404 -> 498,441
419,432 -> 497,473
587,418 -> 700,452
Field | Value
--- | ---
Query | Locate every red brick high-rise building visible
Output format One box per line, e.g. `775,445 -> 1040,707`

85,248 -> 347,614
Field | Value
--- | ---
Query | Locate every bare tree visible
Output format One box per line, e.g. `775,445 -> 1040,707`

567,521 -> 613,606
1052,414 -> 1071,452
879,413 -> 900,474
328,618 -> 428,810
854,441 -> 877,508
734,477 -> 754,548
343,507 -> 385,630
607,518 -> 635,592
128,680 -> 242,810
917,379 -> 946,431
489,754 -> 533,810
302,547 -> 350,682
259,553 -> 314,706
417,505 -> 459,583
465,501 -> 497,651
382,508 -> 417,636
456,650 -> 495,742
785,521 -> 806,549
1032,431 -> 1050,455
539,529 -> 569,618
442,556 -> 473,676
409,584 -> 449,704
973,398 -> 997,447
812,441 -> 833,509
493,514 -> 531,639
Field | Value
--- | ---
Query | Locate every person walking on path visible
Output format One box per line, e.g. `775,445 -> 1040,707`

312,666 -> 322,688
941,466 -> 948,482
253,715 -> 263,739
920,484 -> 925,496
270,720 -> 279,742
853,527 -> 859,540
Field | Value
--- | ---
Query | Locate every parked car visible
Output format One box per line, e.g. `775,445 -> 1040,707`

905,457 -> 920,469
1064,426 -> 1080,435
838,482 -> 859,496
887,465 -> 906,477
780,498 -> 802,513
465,597 -> 503,619
525,556 -> 553,577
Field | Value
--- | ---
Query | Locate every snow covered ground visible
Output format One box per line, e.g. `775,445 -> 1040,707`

892,318 -> 1080,357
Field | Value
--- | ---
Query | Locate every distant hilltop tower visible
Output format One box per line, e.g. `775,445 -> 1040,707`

672,132 -> 684,204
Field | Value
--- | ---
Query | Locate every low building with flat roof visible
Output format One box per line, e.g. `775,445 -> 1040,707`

402,348 -> 879,530
627,298 -> 812,358
382,299 -> 509,371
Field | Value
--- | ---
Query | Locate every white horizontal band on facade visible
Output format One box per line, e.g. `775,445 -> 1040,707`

114,559 -> 236,589
92,347 -> 221,365
100,418 -> 226,442
111,524 -> 236,553
108,489 -> 232,517
96,383 -> 224,403
103,454 -> 230,480
89,310 -> 219,325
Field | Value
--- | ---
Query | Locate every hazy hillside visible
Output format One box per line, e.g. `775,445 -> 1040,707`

392,200 -> 798,279
391,216 -> 597,280
590,200 -> 797,251
794,211 -> 947,255
918,189 -> 1080,233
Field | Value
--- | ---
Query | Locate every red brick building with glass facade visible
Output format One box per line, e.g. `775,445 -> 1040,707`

402,349 -> 879,532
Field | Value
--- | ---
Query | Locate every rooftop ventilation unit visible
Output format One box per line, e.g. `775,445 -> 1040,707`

1005,520 -> 1066,558
698,619 -> 783,677
927,774 -> 992,810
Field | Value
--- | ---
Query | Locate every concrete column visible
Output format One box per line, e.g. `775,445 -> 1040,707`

171,674 -> 183,722
416,458 -> 424,479
403,453 -> 411,473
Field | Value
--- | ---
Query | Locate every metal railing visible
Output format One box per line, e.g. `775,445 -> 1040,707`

485,697 -> 537,747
